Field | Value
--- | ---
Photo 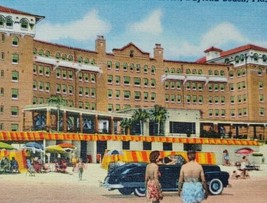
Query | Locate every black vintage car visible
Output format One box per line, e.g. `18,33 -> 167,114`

101,159 -> 230,197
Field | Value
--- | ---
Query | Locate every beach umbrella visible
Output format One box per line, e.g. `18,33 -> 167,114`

105,149 -> 124,162
45,145 -> 66,154
0,142 -> 17,150
58,143 -> 76,149
235,147 -> 254,155
25,142 -> 43,150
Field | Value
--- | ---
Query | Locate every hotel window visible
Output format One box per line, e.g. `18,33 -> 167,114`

33,48 -> 37,55
230,109 -> 235,117
237,69 -> 242,77
55,52 -> 61,59
6,16 -> 13,28
151,92 -> 156,101
124,90 -> 131,99
91,74 -> 96,83
214,96 -> 219,104
208,70 -> 213,75
68,85 -> 73,94
229,70 -> 234,77
238,95 -> 242,103
68,100 -> 74,107
192,82 -> 196,90
135,91 -> 141,100
56,69 -> 61,78
243,94 -> 247,102
11,88 -> 18,99
33,81 -> 37,90
198,69 -> 202,75
68,70 -> 73,79
39,97 -> 44,104
85,87 -> 89,97
0,123 -> 3,130
221,96 -> 225,104
186,95 -> 191,103
165,68 -> 169,73
91,88 -> 96,97
108,104 -> 113,112
1,70 -> 3,78
107,61 -> 112,69
1,52 -> 4,60
177,81 -> 181,89
242,69 -> 246,75
78,72 -> 83,80
220,84 -> 225,91
259,81 -> 263,89
79,87 -> 83,96
108,89 -> 113,98
115,90 -> 120,98
39,65 -> 44,75
45,50 -> 50,57
45,82 -> 50,92
12,53 -> 19,64
237,83 -> 241,90
90,59 -> 96,65
243,108 -> 247,116
230,83 -> 234,91
221,109 -> 225,117
144,92 -> 148,101
11,106 -> 19,116
84,73 -> 89,82
192,95 -> 197,103
85,102 -> 90,110
208,109 -> 213,117
171,68 -> 175,73
129,63 -> 134,71
253,53 -> 259,62
242,81 -> 246,89
78,101 -> 83,109
192,69 -> 197,74
33,97 -> 37,104
38,49 -> 44,56
123,63 -> 128,71
177,95 -> 182,103
165,94 -> 169,102
170,81 -> 175,89
259,94 -> 264,102
60,70 -> 66,79
198,95 -> 203,104
11,124 -> 18,131
214,84 -> 218,91
151,79 -> 156,87
136,64 -> 141,72
144,65 -> 148,73
20,18 -> 29,30
0,16 -> 4,27
186,69 -> 191,74
258,68 -> 263,75
123,76 -> 130,85
115,62 -> 120,70
62,84 -> 67,94
208,96 -> 213,104
56,84 -> 61,93
238,109 -> 242,116
215,109 -> 219,117
84,58 -> 89,64
165,81 -> 169,89
45,67 -> 50,76
78,56 -> 83,63
114,75 -> 120,85
115,104 -> 120,111
68,55 -> 73,61
11,71 -> 19,81
220,70 -> 225,76
39,81 -> 44,91
0,105 -> 3,114
214,70 -> 219,76
0,87 -> 4,96
12,36 -> 19,46
151,66 -> 156,74
230,96 -> 235,104
144,78 -> 149,86
134,77 -> 141,86
208,84 -> 213,91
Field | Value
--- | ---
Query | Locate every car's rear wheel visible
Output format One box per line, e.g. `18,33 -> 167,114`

118,188 -> 134,195
208,178 -> 223,195
134,187 -> 146,197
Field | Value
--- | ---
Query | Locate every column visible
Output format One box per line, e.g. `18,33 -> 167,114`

79,113 -> 83,133
63,110 -> 67,132
110,117 -> 114,135
46,109 -> 51,131
22,110 -> 25,131
95,115 -> 98,133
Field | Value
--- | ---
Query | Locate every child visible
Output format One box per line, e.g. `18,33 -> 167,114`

231,170 -> 240,179
76,158 -> 85,181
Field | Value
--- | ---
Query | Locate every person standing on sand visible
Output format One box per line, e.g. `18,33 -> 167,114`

76,158 -> 85,181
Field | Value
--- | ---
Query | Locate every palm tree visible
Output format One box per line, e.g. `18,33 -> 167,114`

149,105 -> 168,135
120,118 -> 133,135
47,94 -> 64,131
132,108 -> 149,135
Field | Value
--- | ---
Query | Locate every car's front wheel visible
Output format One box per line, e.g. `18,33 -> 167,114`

134,187 -> 146,197
118,188 -> 134,195
208,178 -> 223,195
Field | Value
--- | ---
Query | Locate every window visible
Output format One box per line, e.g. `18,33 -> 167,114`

144,92 -> 148,101
208,84 -> 213,91
238,95 -> 242,103
0,87 -> 4,96
215,109 -> 219,117
108,75 -> 114,84
259,81 -> 263,89
78,72 -> 83,80
186,82 -> 190,89
12,53 -> 19,63
45,82 -> 50,92
84,73 -> 89,82
258,68 -> 263,75
78,101 -> 83,109
214,70 -> 219,76
45,67 -> 50,76
177,81 -> 181,89
62,84 -> 67,94
230,83 -> 234,91
229,70 -> 234,77
123,63 -> 128,71
220,84 -> 225,91
68,100 -> 74,107
108,104 -> 113,112
192,95 -> 197,103
55,52 -> 61,59
171,68 -> 175,73
151,66 -> 156,74
68,85 -> 73,94
144,78 -> 149,86
115,62 -> 120,70
0,105 -> 3,114
91,88 -> 96,97
151,79 -> 156,87
79,87 -> 83,96
136,64 -> 141,72
115,76 -> 120,85
33,81 -> 37,90
78,56 -> 83,63
1,52 -> 4,60
151,92 -> 156,101
123,76 -> 130,85
107,61 -> 112,69
170,81 -> 175,89
230,96 -> 235,104
45,50 -> 50,57
243,94 -> 247,102
115,104 -> 120,111
165,81 -> 169,89
231,109 -> 235,117
134,91 -> 141,100
177,95 -> 182,103
208,70 -> 213,75
115,90 -> 120,98
238,109 -> 242,116
198,83 -> 203,91
134,77 -> 141,86
108,89 -> 113,98
85,102 -> 90,110
214,96 -> 219,104
68,55 -> 73,61
39,81 -> 44,91
0,123 -> 3,130
214,84 -> 219,91
208,96 -> 213,104
130,63 -> 134,71
12,36 -> 19,46
56,69 -> 61,78
143,65 -> 148,73
165,94 -> 169,102
20,18 -> 29,30
11,88 -> 18,99
243,108 -> 247,116
91,74 -> 96,83
6,16 -> 13,28
242,81 -> 246,89
192,82 -> 196,90
11,124 -> 18,131
124,90 -> 130,99
209,109 -> 213,117
186,95 -> 191,103
11,71 -> 19,81
198,95 -> 203,104
0,16 -> 5,28
259,94 -> 264,102
56,84 -> 61,93
39,65 -> 44,75
84,58 -> 89,64
221,96 -> 225,104
11,106 -> 19,116
221,109 -> 225,117
62,70 -> 67,79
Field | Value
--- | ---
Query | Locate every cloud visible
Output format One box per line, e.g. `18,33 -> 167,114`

166,22 -> 249,60
128,9 -> 163,35
35,9 -> 111,42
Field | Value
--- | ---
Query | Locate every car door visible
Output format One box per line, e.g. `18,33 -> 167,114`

159,165 -> 180,191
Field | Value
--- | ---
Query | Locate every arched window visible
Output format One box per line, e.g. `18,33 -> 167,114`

45,50 -> 50,57
20,18 -> 29,30
253,53 -> 259,61
84,58 -> 89,64
177,68 -> 182,74
0,15 -> 5,27
68,55 -> 73,61
6,16 -> 13,28
78,56 -> 83,63
33,48 -> 37,55
151,65 -> 156,74
12,53 -> 19,64
165,68 -> 169,73
170,68 -> 175,73
62,54 -> 67,60
38,49 -> 44,56
214,70 -> 219,76
208,70 -> 213,75
55,52 -> 61,59
12,36 -> 19,46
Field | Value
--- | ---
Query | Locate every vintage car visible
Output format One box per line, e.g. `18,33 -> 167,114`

101,159 -> 230,197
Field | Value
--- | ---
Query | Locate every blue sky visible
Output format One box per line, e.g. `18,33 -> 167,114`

1,0 -> 267,61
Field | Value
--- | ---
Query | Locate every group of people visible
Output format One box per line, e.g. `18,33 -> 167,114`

0,156 -> 19,173
145,150 -> 208,203
232,156 -> 251,179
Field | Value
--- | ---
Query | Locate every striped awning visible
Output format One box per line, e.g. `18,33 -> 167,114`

0,131 -> 260,146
